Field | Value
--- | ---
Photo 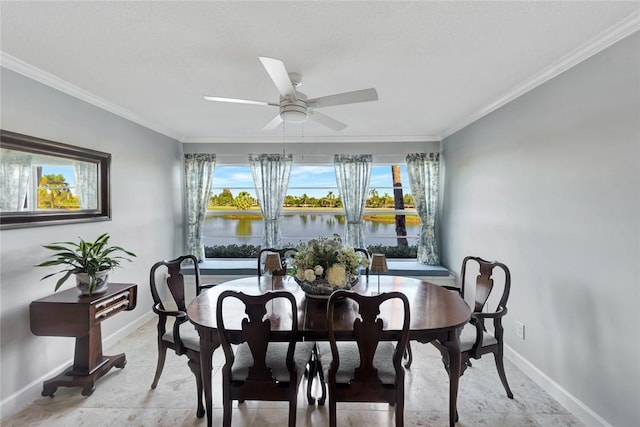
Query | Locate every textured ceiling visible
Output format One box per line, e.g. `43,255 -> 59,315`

1,1 -> 639,143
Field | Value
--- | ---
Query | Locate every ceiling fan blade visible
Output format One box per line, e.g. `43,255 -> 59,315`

307,88 -> 378,109
308,110 -> 348,131
262,114 -> 283,130
259,57 -> 297,101
203,96 -> 277,107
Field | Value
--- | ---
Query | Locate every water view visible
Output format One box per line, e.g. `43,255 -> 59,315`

203,213 -> 420,247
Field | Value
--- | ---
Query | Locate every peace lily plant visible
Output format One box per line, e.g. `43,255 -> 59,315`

36,233 -> 136,295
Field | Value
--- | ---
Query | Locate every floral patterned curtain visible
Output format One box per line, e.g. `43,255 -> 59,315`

73,161 -> 98,209
0,149 -> 32,212
185,153 -> 216,261
334,154 -> 372,248
406,152 -> 440,265
249,153 -> 293,248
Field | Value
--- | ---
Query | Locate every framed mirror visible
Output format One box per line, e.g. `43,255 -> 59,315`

0,130 -> 111,229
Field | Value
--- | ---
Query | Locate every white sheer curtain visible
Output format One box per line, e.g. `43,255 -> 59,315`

406,153 -> 440,265
250,153 -> 292,248
334,154 -> 372,248
185,153 -> 216,261
73,161 -> 98,209
0,150 -> 32,212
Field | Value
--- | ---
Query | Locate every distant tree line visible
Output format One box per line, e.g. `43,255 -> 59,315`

209,189 -> 414,210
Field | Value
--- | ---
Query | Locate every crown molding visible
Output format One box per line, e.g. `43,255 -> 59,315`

0,52 -> 182,141
439,10 -> 640,140
181,134 -> 440,144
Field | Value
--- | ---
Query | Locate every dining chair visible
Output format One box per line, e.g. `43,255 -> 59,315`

257,247 -> 298,278
256,246 -> 322,403
216,290 -> 317,427
432,255 -> 514,399
316,290 -> 411,427
149,254 -> 215,418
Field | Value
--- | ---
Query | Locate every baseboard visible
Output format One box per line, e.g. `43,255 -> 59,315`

0,311 -> 154,421
504,345 -> 612,427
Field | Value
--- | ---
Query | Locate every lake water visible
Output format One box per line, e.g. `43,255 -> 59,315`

203,213 -> 420,247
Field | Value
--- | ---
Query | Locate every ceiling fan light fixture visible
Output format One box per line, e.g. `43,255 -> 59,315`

204,57 -> 377,130
280,102 -> 308,124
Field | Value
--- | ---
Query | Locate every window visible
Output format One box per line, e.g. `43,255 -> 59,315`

205,163 -> 418,258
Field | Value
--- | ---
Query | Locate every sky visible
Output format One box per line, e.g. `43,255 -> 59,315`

211,165 -> 411,198
41,166 -> 75,187
41,164 -> 411,198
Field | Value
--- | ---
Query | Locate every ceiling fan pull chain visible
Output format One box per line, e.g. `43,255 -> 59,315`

282,120 -> 286,156
300,123 -> 304,161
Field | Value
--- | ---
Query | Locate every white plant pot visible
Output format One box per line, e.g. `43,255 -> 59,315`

75,270 -> 110,295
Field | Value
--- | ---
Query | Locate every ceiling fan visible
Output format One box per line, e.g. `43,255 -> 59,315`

204,57 -> 378,131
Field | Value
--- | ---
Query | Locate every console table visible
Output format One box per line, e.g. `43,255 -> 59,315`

29,283 -> 137,396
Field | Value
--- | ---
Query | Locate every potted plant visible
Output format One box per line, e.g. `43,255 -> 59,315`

291,235 -> 366,297
35,233 -> 136,295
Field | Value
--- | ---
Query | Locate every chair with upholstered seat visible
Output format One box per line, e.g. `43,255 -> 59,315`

257,247 -> 298,278
216,290 -> 316,427
149,254 -> 215,418
316,290 -> 411,427
432,255 -> 514,399
256,246 -> 320,403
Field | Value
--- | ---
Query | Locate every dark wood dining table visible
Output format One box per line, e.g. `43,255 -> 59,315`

187,274 -> 471,427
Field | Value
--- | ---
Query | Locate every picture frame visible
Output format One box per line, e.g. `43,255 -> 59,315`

0,130 -> 111,229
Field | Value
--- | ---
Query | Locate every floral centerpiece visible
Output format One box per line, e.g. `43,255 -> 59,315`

292,235 -> 366,297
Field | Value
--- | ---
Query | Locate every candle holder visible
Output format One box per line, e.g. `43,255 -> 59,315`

370,253 -> 388,295
264,252 -> 282,290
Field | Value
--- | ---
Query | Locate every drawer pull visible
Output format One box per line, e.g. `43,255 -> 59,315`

95,301 -> 129,320
95,291 -> 130,309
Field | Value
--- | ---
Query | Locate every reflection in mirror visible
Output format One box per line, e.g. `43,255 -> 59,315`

1,130 -> 110,229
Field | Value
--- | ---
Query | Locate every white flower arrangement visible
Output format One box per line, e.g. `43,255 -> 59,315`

292,235 -> 365,289
325,264 -> 347,287
303,269 -> 317,282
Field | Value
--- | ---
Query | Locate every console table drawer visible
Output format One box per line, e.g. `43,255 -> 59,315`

94,290 -> 133,321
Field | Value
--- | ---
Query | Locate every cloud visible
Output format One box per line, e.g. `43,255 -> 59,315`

210,164 -> 411,195
212,167 -> 253,188
290,165 -> 334,176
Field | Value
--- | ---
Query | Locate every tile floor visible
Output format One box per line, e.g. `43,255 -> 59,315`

2,320 -> 585,426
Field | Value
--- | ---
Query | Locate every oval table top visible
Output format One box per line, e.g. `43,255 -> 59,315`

187,275 -> 470,341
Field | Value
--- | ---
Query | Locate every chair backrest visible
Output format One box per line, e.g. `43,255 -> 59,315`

149,254 -> 203,313
460,256 -> 511,313
216,290 -> 298,384
354,247 -> 371,277
257,247 -> 298,277
326,290 -> 410,386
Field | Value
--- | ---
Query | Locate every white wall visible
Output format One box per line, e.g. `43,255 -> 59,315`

440,33 -> 639,427
0,69 -> 184,417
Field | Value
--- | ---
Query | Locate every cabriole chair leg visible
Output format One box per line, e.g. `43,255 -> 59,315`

150,340 -> 167,389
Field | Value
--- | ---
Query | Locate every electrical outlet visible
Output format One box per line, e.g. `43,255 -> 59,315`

516,321 -> 525,340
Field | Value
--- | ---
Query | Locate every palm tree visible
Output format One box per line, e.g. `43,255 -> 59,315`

391,165 -> 408,247
38,174 -> 73,209
325,190 -> 335,207
368,188 -> 379,207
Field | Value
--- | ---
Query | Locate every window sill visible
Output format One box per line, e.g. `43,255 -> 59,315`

186,258 -> 450,277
